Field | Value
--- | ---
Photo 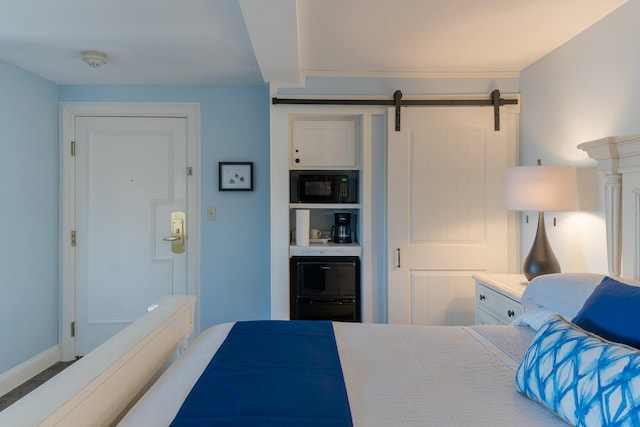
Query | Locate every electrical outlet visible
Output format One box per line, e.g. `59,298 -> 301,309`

207,207 -> 216,221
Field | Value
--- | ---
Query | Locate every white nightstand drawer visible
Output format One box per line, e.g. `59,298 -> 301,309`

473,273 -> 526,325
476,307 -> 502,325
476,282 -> 523,325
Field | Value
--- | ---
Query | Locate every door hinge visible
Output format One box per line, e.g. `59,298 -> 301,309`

70,321 -> 76,337
71,141 -> 76,156
186,166 -> 193,176
71,230 -> 76,246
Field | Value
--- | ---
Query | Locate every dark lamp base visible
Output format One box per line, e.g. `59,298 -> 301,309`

523,211 -> 561,281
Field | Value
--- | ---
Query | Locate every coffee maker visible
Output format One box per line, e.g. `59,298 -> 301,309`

331,212 -> 352,244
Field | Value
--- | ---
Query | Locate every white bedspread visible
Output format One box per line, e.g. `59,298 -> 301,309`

334,323 -> 563,426
119,322 -> 565,426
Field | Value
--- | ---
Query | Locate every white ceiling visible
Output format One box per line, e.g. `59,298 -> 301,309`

0,0 -> 627,86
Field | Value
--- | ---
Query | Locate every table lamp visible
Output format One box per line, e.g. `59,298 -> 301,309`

503,160 -> 578,281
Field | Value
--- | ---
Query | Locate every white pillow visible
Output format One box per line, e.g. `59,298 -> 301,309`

520,273 -> 604,319
511,308 -> 556,331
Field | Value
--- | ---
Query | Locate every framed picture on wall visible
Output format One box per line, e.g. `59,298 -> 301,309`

219,162 -> 254,191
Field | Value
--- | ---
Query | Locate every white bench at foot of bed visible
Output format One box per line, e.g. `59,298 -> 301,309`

0,295 -> 196,427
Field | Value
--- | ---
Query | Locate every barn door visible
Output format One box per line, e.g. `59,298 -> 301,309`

387,106 -> 515,325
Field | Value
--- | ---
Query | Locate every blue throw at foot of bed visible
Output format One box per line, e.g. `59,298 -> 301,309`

170,320 -> 353,427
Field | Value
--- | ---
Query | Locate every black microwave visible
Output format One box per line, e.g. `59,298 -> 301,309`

290,170 -> 358,203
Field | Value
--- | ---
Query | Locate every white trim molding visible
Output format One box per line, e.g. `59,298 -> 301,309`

604,174 -> 623,276
0,345 -> 60,397
59,102 -> 201,361
579,131 -> 640,278
301,69 -> 521,80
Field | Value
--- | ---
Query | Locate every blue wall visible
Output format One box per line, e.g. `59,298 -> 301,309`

0,76 -> 271,373
0,75 -> 271,373
0,60 -> 59,373
59,85 -> 272,331
519,0 -> 640,273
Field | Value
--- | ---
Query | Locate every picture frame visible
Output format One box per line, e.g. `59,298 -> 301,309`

219,162 -> 254,191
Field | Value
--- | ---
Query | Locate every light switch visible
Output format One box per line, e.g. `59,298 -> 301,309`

207,207 -> 216,221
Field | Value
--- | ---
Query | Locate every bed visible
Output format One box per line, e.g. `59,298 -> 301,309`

3,132 -> 640,426
118,273 -> 640,426
117,132 -> 640,426
118,319 -> 558,426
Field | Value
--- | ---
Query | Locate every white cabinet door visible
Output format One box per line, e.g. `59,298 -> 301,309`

292,119 -> 356,168
387,106 -> 515,326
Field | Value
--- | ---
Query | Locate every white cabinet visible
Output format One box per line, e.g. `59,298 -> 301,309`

271,107 -> 376,321
473,274 -> 527,325
290,117 -> 361,257
292,119 -> 356,168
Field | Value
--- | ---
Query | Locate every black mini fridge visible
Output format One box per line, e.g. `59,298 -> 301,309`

290,257 -> 360,322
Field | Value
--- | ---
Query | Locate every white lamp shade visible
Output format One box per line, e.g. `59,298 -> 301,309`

503,165 -> 579,211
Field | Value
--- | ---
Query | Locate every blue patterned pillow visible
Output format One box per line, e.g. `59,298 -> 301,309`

516,315 -> 640,426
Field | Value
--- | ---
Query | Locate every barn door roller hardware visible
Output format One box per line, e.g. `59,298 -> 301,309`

272,89 -> 518,131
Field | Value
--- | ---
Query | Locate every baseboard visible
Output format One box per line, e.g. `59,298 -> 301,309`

0,345 -> 61,396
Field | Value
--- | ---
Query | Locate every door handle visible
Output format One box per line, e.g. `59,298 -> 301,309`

163,211 -> 185,253
394,248 -> 401,268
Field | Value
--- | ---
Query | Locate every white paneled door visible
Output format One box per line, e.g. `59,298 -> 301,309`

387,107 -> 515,325
74,117 -> 188,355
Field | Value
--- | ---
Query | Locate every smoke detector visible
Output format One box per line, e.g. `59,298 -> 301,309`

82,50 -> 108,68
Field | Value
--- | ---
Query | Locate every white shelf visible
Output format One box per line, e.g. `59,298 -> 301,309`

290,203 -> 360,210
290,242 -> 362,257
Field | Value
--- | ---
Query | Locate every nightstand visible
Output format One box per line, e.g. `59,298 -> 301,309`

472,273 -> 528,325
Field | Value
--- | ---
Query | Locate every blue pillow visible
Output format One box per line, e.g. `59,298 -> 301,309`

516,315 -> 640,426
572,276 -> 640,349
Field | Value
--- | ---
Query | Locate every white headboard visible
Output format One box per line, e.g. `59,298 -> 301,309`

579,131 -> 640,280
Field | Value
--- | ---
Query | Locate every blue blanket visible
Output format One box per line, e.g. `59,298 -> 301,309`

170,320 -> 353,426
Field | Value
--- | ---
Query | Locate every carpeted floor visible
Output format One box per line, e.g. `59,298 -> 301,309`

0,361 -> 76,411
